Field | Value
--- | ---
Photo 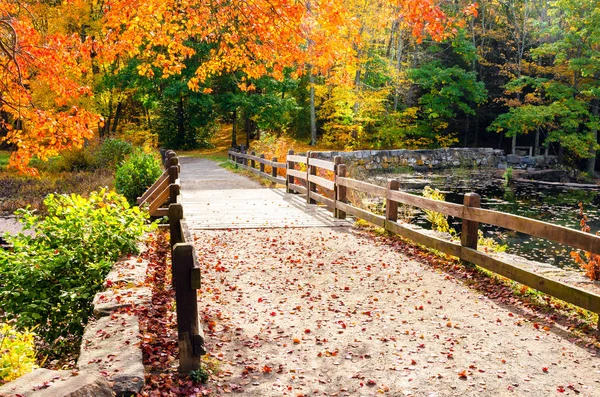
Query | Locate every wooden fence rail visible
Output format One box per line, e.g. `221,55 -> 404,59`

228,147 -> 600,327
140,150 -> 204,372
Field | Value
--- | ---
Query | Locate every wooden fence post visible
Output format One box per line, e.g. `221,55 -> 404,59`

173,243 -> 202,372
165,150 -> 175,168
169,164 -> 179,184
307,152 -> 316,204
386,180 -> 400,223
260,154 -> 265,174
169,203 -> 184,250
335,164 -> 347,219
251,152 -> 256,169
286,150 -> 295,193
272,157 -> 278,179
241,147 -> 247,166
461,193 -> 481,252
169,183 -> 180,205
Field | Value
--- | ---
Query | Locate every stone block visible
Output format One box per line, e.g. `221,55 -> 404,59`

105,258 -> 148,288
507,154 -> 520,164
0,369 -> 114,397
93,287 -> 152,316
78,313 -> 144,395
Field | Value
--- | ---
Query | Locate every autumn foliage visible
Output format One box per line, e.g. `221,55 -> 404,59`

1,0 -> 478,173
0,0 -> 99,175
570,203 -> 600,281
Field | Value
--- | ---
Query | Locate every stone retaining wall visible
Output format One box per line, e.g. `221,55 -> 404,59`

312,148 -> 558,172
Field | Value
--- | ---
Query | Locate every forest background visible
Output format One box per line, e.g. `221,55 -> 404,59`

1,0 -> 599,175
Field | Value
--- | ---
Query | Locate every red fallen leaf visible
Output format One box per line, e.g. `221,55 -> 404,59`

533,323 -> 540,330
262,365 -> 272,373
508,313 -> 514,317
542,367 -> 548,372
344,286 -> 350,291
258,297 -> 263,303
270,312 -> 276,316
458,369 -> 468,378
366,379 -> 376,386
304,329 -> 311,334
411,359 -> 417,365
557,385 -> 565,393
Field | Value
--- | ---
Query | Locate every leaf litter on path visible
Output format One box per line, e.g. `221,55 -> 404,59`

193,226 -> 600,396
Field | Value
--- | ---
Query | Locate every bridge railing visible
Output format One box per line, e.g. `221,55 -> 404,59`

228,148 -> 287,185
140,150 -> 204,372
227,147 -> 600,327
137,150 -> 180,217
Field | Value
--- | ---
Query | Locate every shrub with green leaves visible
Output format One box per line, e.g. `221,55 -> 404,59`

0,189 -> 153,357
95,138 -> 134,170
115,149 -> 163,204
0,323 -> 37,383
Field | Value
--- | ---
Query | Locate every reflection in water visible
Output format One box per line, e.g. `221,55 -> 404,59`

374,169 -> 600,269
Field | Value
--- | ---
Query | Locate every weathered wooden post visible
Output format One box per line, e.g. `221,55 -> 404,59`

250,151 -> 256,169
386,180 -> 400,223
165,150 -> 176,168
286,150 -> 295,193
173,243 -> 202,372
333,156 -> 343,215
169,163 -> 179,184
461,193 -> 481,254
335,164 -> 347,219
169,184 -> 180,205
169,203 -> 184,250
271,157 -> 278,179
307,151 -> 317,204
260,154 -> 265,174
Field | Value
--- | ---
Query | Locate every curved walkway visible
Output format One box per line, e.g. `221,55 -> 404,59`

180,157 -> 600,397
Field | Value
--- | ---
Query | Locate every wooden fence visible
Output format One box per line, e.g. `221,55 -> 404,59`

228,147 -> 600,327
140,150 -> 204,372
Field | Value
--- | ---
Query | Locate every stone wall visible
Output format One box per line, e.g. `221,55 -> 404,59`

312,148 -> 558,172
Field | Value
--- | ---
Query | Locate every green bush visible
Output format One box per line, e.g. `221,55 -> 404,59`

115,150 -> 163,204
0,323 -> 37,383
95,138 -> 134,170
0,189 -> 153,357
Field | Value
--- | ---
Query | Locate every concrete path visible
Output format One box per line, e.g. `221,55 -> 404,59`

178,156 -> 350,229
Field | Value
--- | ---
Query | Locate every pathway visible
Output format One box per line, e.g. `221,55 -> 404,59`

179,157 -> 600,397
178,156 -> 350,229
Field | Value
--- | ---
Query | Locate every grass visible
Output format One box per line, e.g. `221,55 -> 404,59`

0,169 -> 114,215
0,150 -> 10,170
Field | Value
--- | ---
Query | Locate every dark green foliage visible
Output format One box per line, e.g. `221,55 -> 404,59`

95,138 -> 134,169
115,149 -> 162,204
189,367 -> 210,384
0,190 -> 152,357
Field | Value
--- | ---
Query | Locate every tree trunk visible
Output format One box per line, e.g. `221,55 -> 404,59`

534,126 -> 540,156
586,98 -> 599,174
177,96 -> 185,148
511,135 -> 516,155
111,101 -> 123,134
309,70 -> 317,146
231,109 -> 237,148
393,34 -> 404,112
244,113 -> 251,148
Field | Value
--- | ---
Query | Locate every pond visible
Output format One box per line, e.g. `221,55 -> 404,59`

370,169 -> 600,269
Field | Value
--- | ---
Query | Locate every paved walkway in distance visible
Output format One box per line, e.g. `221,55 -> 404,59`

178,156 -> 350,229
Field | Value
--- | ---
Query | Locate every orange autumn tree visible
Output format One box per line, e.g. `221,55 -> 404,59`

100,0 -> 476,93
0,0 -> 100,175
